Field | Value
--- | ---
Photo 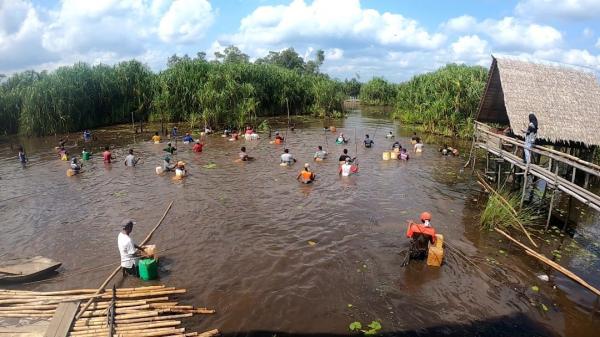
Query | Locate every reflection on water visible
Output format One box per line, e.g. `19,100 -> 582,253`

0,111 -> 598,336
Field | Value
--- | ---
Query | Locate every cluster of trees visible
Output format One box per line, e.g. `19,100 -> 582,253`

392,64 -> 488,137
0,45 -> 487,137
357,64 -> 487,136
0,46 -> 346,136
359,77 -> 397,105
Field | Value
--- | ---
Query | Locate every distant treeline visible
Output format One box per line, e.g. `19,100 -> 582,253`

0,45 -> 487,137
359,64 -> 488,137
0,46 -> 356,136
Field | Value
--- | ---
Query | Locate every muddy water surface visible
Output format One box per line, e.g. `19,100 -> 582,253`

1,111 -> 599,336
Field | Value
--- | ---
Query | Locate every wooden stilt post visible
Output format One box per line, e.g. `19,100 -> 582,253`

497,160 -> 502,190
545,167 -> 560,231
563,196 -> 572,231
485,152 -> 490,175
584,173 -> 590,189
520,164 -> 530,209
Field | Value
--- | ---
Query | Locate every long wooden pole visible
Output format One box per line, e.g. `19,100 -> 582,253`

76,201 -> 174,319
495,228 -> 600,297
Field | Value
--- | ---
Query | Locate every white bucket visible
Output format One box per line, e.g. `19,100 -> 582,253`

155,166 -> 164,175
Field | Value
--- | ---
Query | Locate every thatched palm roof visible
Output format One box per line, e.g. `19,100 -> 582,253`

476,56 -> 600,146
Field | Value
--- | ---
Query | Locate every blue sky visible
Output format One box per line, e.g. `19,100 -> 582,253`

2,0 -> 600,81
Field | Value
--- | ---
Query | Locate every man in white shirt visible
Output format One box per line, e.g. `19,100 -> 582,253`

124,149 -> 139,167
118,219 -> 143,276
338,158 -> 353,177
280,148 -> 296,166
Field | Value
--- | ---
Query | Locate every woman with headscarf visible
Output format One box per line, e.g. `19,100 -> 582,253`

522,113 -> 538,164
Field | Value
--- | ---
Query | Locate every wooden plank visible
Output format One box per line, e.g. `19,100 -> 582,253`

44,301 -> 80,337
476,142 -> 600,211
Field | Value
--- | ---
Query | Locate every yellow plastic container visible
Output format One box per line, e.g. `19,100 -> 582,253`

435,234 -> 444,249
66,169 -> 75,177
143,245 -> 157,258
427,246 -> 444,267
382,152 -> 390,160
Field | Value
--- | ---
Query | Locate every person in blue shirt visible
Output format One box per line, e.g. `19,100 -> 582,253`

83,130 -> 91,142
182,133 -> 194,143
172,127 -> 178,138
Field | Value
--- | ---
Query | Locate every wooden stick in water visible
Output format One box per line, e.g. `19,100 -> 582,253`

495,228 -> 600,297
76,201 -> 174,319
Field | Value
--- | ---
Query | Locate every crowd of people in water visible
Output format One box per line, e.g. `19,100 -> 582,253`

12,124 -> 463,269
13,124 -> 464,181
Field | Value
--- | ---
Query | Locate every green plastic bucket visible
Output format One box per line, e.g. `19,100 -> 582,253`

138,258 -> 158,281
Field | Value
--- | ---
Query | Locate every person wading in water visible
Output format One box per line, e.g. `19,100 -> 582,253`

402,212 -> 437,266
118,219 -> 145,277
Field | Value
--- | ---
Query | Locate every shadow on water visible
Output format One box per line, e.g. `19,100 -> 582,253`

212,313 -> 557,337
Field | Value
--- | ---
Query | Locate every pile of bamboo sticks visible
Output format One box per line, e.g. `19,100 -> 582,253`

0,285 -> 219,337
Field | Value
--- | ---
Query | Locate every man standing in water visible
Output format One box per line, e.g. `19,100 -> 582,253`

364,134 -> 374,148
124,149 -> 139,167
118,219 -> 144,277
163,143 -> 177,155
18,146 -> 27,167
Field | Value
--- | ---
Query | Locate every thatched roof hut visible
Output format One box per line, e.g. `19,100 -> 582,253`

476,56 -> 600,146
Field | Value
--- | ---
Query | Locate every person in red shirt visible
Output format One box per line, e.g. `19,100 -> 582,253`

192,141 -> 203,153
102,146 -> 115,163
404,212 -> 436,264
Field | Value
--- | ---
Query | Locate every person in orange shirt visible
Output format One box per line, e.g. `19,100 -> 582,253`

296,163 -> 316,184
405,212 -> 436,262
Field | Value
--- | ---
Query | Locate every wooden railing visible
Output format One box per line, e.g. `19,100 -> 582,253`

474,121 -> 600,213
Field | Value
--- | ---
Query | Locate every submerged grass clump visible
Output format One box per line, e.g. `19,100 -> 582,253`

479,191 -> 542,230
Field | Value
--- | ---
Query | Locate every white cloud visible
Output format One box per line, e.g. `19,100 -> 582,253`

442,15 -> 562,51
483,17 -> 562,50
596,38 -> 600,48
326,48 -> 344,61
1,0 -> 216,74
219,0 -> 445,57
516,0 -> 600,20
0,0 -> 58,71
451,35 -> 489,61
583,27 -> 594,38
442,15 -> 477,32
158,0 -> 214,43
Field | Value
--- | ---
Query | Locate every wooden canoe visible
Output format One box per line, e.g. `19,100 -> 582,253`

0,256 -> 61,284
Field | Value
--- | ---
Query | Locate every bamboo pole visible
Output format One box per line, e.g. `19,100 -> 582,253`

495,228 -> 600,297
75,313 -> 193,326
76,201 -> 174,320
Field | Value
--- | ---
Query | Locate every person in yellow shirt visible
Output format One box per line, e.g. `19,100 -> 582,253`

151,132 -> 161,144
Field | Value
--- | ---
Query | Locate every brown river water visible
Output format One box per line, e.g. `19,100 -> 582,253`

1,110 -> 599,337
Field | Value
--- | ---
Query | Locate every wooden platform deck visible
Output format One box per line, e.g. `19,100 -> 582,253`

473,122 -> 600,223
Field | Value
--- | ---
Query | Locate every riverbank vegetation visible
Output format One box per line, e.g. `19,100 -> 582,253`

0,47 -> 344,136
393,64 -> 488,137
1,44 -> 488,137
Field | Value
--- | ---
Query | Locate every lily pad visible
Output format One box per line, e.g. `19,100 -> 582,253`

531,285 -> 539,292
308,240 -> 317,246
349,321 -> 362,331
203,163 -> 217,169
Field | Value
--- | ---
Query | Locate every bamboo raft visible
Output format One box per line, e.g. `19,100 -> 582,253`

0,285 -> 219,337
